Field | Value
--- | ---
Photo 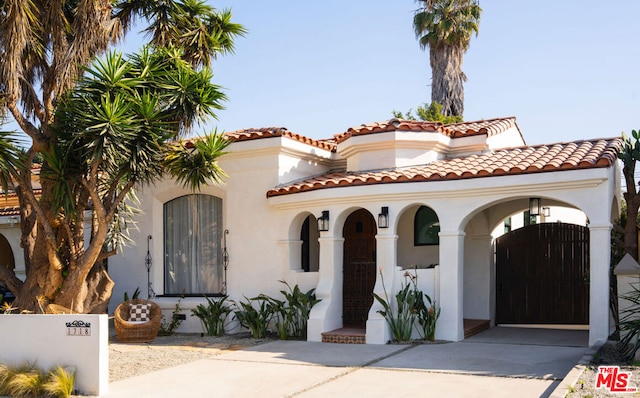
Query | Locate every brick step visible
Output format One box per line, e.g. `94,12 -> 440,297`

464,319 -> 490,338
321,327 -> 366,344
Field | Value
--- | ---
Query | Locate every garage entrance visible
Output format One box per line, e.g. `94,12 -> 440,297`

495,223 -> 589,325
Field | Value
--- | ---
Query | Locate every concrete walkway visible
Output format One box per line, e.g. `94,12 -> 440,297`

106,327 -> 590,397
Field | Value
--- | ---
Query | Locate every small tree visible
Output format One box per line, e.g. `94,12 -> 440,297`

392,101 -> 463,124
617,130 -> 640,260
0,1 -> 245,313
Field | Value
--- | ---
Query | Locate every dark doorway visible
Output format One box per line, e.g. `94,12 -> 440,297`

342,209 -> 377,327
496,223 -> 589,325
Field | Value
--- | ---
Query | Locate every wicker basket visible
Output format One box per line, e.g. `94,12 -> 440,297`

114,299 -> 162,343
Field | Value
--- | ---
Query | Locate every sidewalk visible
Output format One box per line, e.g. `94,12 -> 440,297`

106,330 -> 589,397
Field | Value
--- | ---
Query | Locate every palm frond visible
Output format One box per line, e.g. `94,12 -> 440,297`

164,129 -> 229,191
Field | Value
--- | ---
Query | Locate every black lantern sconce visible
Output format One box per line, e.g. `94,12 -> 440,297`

378,206 -> 389,228
317,210 -> 330,232
529,197 -> 541,216
543,206 -> 551,217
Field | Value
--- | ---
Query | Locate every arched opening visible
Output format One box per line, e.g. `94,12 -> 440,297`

459,197 -> 591,343
342,208 -> 376,327
397,205 -> 440,269
300,215 -> 320,272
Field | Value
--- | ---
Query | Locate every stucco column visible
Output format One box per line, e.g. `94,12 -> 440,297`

367,233 -> 398,344
589,224 -> 612,346
438,230 -> 465,341
307,236 -> 344,342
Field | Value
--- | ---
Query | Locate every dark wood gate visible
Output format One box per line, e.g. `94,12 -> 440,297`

343,209 -> 377,327
496,223 -> 589,325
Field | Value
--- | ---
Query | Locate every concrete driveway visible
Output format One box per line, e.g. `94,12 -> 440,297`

106,327 -> 590,398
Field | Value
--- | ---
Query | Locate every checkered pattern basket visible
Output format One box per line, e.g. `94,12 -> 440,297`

114,299 -> 162,343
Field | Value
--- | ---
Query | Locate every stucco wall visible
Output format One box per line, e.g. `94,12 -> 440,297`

0,314 -> 108,396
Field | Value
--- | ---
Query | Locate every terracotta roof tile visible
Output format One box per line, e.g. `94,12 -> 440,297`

0,188 -> 43,216
222,127 -> 336,152
333,116 -> 518,144
266,138 -> 622,198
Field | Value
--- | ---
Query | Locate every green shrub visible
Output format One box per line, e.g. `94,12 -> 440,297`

123,287 -> 141,302
373,269 -> 441,342
618,281 -> 640,358
191,295 -> 232,336
415,291 -> 441,341
158,297 -> 183,336
233,296 -> 273,338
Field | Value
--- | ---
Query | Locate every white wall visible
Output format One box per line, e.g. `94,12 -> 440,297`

0,314 -> 108,396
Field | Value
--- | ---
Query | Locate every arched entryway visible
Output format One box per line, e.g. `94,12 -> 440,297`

495,222 -> 589,325
342,209 -> 376,327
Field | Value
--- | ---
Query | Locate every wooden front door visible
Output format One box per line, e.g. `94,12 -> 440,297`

342,209 -> 377,327
496,223 -> 590,325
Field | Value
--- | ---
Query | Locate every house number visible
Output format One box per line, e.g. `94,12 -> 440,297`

65,320 -> 91,336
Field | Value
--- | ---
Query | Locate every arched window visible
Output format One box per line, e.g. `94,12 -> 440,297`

300,215 -> 319,272
414,206 -> 440,246
164,194 -> 223,295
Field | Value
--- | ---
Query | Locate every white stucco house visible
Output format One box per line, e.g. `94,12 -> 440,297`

0,116 -> 622,346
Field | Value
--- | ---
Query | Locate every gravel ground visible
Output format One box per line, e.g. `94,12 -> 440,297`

566,342 -> 640,397
109,332 -> 276,382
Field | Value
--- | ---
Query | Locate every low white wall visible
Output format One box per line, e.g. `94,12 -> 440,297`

0,314 -> 108,396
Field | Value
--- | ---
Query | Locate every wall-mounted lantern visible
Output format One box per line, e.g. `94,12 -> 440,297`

529,198 -> 541,216
317,210 -> 330,232
543,206 -> 551,217
378,206 -> 389,229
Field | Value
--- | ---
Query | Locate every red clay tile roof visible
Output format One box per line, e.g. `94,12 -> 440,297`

266,138 -> 622,198
0,188 -> 42,216
223,127 -> 336,152
333,117 -> 519,144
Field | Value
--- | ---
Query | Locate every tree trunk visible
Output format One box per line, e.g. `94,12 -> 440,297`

8,169 -> 115,314
430,44 -> 466,117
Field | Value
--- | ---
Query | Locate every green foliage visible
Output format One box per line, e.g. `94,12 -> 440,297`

373,272 -> 417,342
233,296 -> 273,339
158,297 -> 183,336
413,0 -> 482,51
123,287 -> 141,302
415,290 -> 441,341
191,295 -> 232,336
164,131 -> 230,191
392,102 -> 463,124
618,282 -> 640,359
373,269 -> 441,342
265,281 -> 320,340
233,283 -> 320,340
618,129 -> 640,171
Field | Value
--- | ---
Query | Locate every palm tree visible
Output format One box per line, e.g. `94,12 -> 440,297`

0,1 -> 244,313
414,0 -> 481,117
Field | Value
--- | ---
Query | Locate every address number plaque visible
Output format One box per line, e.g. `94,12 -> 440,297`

66,320 -> 91,336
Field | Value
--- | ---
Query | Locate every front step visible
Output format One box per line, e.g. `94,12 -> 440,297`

464,319 -> 490,338
321,327 -> 366,344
